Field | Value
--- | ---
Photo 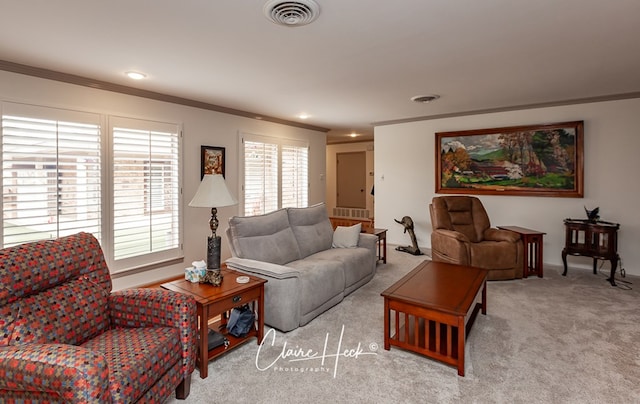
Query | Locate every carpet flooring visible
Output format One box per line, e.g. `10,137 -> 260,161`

167,247 -> 640,404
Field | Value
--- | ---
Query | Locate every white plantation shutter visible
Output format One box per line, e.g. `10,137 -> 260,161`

111,117 -> 181,268
241,133 -> 308,216
243,139 -> 278,216
281,144 -> 308,208
1,103 -> 101,247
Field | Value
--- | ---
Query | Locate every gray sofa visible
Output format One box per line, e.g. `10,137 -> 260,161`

225,203 -> 377,332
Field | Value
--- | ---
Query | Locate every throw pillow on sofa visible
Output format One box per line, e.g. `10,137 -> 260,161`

332,223 -> 361,248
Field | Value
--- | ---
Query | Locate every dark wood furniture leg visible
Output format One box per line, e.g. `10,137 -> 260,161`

197,304 -> 208,378
175,374 -> 191,400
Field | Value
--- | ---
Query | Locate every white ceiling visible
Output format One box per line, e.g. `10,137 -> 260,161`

1,0 -> 639,143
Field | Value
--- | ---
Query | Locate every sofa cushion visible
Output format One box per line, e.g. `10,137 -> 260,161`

286,258 -> 346,317
287,203 -> 334,258
311,246 -> 373,289
228,208 -> 300,265
81,327 -> 181,403
332,223 -> 361,248
8,276 -> 110,346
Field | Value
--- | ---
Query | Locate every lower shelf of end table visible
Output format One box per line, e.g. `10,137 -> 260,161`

161,269 -> 267,378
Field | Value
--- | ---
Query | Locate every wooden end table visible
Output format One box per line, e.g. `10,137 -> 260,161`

365,228 -> 388,263
161,268 -> 267,378
381,261 -> 487,376
562,219 -> 620,286
497,226 -> 546,278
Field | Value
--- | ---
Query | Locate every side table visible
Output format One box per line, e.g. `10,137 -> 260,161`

497,226 -> 546,278
365,228 -> 387,263
562,219 -> 620,286
162,268 -> 267,378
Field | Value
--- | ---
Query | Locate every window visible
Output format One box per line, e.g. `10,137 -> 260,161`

1,103 -> 101,247
110,117 -> 181,271
241,133 -> 308,216
1,103 -> 182,274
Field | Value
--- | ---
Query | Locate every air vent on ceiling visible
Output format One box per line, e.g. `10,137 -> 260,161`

411,94 -> 441,103
263,0 -> 320,27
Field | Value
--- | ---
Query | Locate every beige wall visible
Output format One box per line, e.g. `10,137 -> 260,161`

325,141 -> 375,218
375,98 -> 640,276
0,70 -> 327,289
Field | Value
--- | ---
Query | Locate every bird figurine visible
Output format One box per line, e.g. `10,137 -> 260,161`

584,206 -> 600,222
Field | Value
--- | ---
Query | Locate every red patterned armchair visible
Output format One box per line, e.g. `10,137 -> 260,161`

0,232 -> 197,402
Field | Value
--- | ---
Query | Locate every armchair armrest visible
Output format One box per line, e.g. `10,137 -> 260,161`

430,229 -> 471,265
109,289 -> 197,376
226,257 -> 300,280
0,344 -> 110,402
484,228 -> 521,243
433,229 -> 471,243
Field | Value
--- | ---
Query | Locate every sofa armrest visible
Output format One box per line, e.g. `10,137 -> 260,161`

226,257 -> 300,280
357,232 -> 377,251
484,228 -> 521,243
109,289 -> 197,376
0,344 -> 110,402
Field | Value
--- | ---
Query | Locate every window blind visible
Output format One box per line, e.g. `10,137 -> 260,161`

241,133 -> 308,216
111,118 -> 180,263
281,144 -> 308,208
1,104 -> 101,247
243,139 -> 278,216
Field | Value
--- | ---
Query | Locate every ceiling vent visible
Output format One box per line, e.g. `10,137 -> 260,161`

263,0 -> 320,27
410,94 -> 441,103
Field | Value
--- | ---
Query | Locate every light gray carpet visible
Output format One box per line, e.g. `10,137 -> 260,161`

168,247 -> 640,404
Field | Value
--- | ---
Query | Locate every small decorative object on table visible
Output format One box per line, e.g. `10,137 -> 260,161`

394,216 -> 423,255
585,206 -> 600,222
202,269 -> 223,286
186,260 -> 207,282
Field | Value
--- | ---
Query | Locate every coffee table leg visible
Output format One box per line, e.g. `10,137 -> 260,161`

481,280 -> 487,315
383,298 -> 390,350
457,316 -> 465,376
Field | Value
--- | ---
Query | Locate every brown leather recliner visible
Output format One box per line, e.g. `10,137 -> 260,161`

429,196 -> 523,280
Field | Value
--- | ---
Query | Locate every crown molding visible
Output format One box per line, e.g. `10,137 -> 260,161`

0,59 -> 330,133
373,92 -> 640,127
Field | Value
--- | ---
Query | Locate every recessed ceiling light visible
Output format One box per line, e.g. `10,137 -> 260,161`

410,94 -> 440,103
349,132 -> 359,138
126,71 -> 146,80
298,113 -> 310,120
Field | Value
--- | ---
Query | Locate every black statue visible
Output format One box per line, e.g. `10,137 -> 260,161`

394,216 -> 423,255
585,206 -> 600,222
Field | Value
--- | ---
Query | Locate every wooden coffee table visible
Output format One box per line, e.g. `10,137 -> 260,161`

381,261 -> 488,376
162,268 -> 267,378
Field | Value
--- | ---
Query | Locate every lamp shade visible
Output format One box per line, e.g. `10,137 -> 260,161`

188,174 -> 238,208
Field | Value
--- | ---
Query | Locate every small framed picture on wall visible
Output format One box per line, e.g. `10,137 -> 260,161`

201,145 -> 225,179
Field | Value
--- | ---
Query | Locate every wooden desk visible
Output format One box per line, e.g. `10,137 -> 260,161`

498,226 -> 546,278
162,269 -> 267,378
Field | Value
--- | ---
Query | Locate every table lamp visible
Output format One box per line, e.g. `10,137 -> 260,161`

188,174 -> 238,285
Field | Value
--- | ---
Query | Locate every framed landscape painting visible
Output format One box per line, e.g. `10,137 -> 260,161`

435,121 -> 584,197
201,145 -> 225,179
